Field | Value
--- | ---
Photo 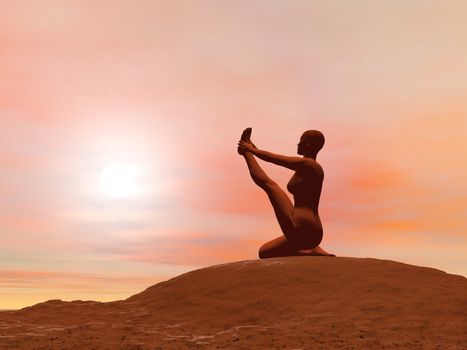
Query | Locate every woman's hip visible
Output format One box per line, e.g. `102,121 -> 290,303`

292,208 -> 322,231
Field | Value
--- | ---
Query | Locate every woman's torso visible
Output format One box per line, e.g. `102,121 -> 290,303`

287,162 -> 324,231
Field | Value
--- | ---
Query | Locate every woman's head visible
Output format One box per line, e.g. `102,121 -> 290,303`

297,130 -> 325,156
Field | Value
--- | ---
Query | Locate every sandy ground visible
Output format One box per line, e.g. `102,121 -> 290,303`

0,256 -> 466,349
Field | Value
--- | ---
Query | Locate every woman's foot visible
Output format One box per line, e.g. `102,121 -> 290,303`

296,245 -> 336,257
241,127 -> 252,141
238,128 -> 257,155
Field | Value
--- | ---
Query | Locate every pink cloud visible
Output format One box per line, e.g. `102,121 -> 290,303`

0,269 -> 163,292
102,228 -> 263,266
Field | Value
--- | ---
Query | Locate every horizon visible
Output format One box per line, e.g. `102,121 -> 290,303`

1,0 -> 466,309
2,255 -> 466,311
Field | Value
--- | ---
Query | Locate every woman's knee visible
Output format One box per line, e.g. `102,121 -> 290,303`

258,236 -> 292,259
258,242 -> 268,259
258,239 -> 277,259
258,246 -> 273,259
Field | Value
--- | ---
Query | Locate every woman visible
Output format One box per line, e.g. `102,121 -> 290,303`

237,128 -> 335,258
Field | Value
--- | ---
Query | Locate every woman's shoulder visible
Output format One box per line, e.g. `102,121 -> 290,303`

301,159 -> 324,177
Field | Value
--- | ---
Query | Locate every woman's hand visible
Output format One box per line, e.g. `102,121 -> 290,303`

237,140 -> 257,155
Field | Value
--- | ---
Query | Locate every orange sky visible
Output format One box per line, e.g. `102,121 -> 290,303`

1,1 -> 466,309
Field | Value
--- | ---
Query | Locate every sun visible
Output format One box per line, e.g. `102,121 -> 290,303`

99,162 -> 139,198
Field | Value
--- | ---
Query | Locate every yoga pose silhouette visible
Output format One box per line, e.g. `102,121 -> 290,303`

238,128 -> 335,259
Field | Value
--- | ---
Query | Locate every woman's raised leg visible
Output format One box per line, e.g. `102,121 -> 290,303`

242,152 -> 298,242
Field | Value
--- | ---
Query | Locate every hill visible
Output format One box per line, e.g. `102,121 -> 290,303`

0,256 -> 465,349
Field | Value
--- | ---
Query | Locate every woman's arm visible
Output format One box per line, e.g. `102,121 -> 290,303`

238,140 -> 312,171
250,148 -> 310,171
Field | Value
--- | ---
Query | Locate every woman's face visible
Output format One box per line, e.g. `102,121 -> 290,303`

297,134 -> 308,155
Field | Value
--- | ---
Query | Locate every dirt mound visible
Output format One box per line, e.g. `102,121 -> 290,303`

1,256 -> 465,349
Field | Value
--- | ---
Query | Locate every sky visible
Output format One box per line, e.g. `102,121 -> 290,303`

1,0 -> 466,309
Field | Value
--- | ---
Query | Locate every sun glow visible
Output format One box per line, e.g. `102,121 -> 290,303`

99,162 -> 140,198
